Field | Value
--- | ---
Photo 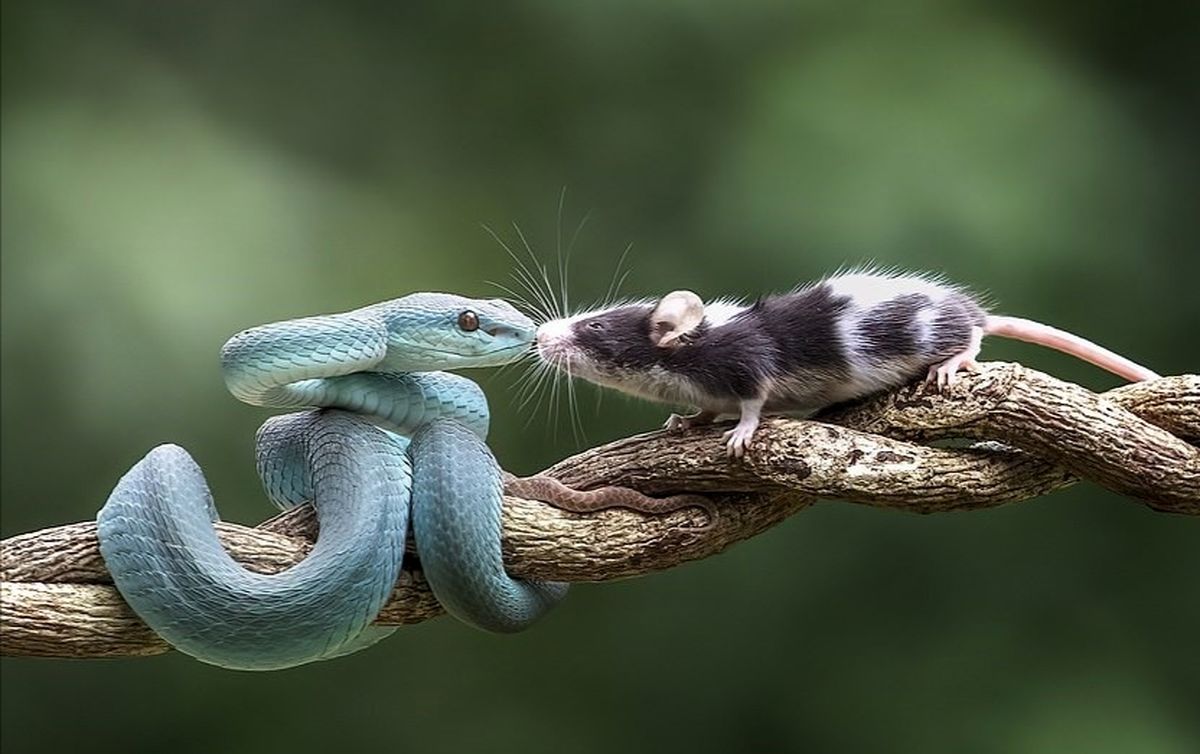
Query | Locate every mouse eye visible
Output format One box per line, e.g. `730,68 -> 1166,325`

586,321 -> 605,331
457,310 -> 480,332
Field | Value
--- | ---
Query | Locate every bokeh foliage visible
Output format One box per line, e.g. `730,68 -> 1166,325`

2,2 -> 1197,752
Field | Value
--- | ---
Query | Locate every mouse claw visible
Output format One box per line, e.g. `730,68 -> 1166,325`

722,426 -> 754,458
926,362 -> 955,391
938,365 -> 957,390
925,364 -> 947,389
927,356 -> 981,392
722,403 -> 763,458
664,413 -> 687,432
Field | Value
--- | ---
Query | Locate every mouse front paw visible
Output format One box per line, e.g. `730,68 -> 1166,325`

722,424 -> 757,458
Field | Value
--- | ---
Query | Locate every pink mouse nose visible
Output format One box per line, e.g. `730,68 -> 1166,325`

535,320 -> 569,344
534,320 -> 572,360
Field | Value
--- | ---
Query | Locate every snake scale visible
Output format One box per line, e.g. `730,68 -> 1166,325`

97,293 -> 709,670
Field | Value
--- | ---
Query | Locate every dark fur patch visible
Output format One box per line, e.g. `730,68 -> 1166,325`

665,321 -> 776,397
748,283 -> 852,372
927,292 -> 986,359
855,293 -> 929,359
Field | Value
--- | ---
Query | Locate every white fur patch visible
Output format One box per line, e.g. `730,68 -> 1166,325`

703,298 -> 748,327
824,269 -> 953,309
914,306 -> 936,348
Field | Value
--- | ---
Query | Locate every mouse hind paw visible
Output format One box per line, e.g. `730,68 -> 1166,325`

926,326 -> 984,390
664,410 -> 718,433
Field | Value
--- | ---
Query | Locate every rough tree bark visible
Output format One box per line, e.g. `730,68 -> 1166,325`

2,363 -> 1196,660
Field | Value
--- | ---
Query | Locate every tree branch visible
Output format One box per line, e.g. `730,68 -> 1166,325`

2,363 -> 1196,659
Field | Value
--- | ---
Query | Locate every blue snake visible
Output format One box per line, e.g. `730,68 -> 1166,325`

97,294 -> 570,670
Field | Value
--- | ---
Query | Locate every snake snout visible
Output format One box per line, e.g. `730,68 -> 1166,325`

484,322 -> 536,358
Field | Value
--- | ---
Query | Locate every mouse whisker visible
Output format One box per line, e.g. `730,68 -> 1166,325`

512,221 -> 562,320
515,359 -> 552,413
550,351 -> 575,442
602,241 -> 635,310
508,261 -> 556,324
484,280 -> 537,316
545,357 -> 560,441
518,354 -> 563,429
485,279 -> 550,323
563,204 -> 593,316
564,357 -> 587,445
555,187 -> 571,318
555,195 -> 592,320
483,223 -> 559,321
515,374 -> 549,428
513,362 -> 547,415
491,347 -> 538,381
565,207 -> 592,273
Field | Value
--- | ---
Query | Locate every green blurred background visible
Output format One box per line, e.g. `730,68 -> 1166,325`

2,1 -> 1197,752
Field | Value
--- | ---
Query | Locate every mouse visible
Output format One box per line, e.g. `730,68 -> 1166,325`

533,268 -> 1161,457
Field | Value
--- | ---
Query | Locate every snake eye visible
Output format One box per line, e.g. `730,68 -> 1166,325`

457,310 -> 480,332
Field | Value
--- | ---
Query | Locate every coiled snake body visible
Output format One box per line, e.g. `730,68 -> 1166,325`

97,294 -> 567,670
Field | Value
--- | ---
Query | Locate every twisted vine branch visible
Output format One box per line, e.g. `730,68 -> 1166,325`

2,363 -> 1196,660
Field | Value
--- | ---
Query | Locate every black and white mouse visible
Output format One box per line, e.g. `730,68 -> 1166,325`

534,269 -> 1159,457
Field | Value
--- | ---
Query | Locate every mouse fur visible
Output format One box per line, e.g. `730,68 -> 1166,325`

537,271 -> 984,415
535,268 -> 1152,457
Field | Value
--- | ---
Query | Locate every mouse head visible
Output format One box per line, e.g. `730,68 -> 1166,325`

534,290 -> 707,388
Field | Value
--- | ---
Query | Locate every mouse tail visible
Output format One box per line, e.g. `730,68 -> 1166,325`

984,315 -> 1160,382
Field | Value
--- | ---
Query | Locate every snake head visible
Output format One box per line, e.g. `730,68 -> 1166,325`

374,293 -> 535,371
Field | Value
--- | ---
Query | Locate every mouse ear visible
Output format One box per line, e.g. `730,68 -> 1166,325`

650,290 -> 704,348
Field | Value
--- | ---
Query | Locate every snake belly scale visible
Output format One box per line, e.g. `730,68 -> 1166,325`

96,294 -> 566,670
